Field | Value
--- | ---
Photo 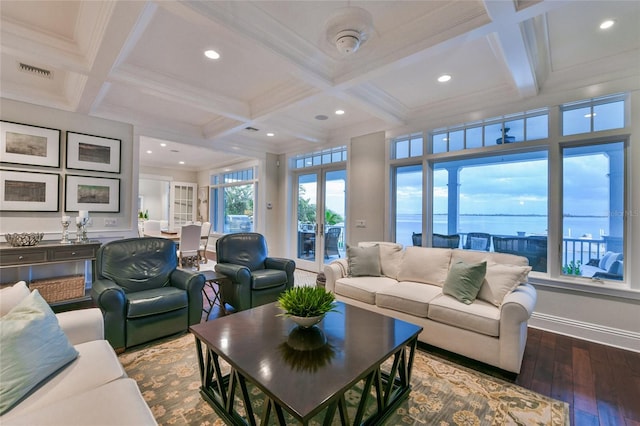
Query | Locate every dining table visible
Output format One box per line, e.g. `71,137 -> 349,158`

143,229 -> 182,241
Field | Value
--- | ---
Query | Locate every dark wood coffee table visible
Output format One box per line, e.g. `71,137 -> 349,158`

189,301 -> 422,425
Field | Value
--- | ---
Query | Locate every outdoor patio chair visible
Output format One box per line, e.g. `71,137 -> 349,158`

412,232 -> 422,246
325,227 -> 341,258
463,232 -> 491,251
432,233 -> 460,248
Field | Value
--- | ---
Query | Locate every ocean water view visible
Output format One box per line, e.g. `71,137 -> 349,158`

396,214 -> 609,249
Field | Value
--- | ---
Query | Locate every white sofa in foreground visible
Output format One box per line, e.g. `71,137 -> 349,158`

324,243 -> 537,374
0,282 -> 156,425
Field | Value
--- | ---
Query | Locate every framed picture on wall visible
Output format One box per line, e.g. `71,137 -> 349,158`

0,169 -> 60,211
66,132 -> 121,173
0,120 -> 61,168
65,175 -> 120,212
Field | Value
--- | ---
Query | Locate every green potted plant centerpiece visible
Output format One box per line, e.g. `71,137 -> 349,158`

277,286 -> 337,328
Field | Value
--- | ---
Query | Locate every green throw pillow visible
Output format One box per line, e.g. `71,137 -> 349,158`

443,260 -> 487,305
0,290 -> 79,415
347,245 -> 381,277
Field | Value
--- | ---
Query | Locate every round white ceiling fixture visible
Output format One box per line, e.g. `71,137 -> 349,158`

325,7 -> 373,56
335,30 -> 362,55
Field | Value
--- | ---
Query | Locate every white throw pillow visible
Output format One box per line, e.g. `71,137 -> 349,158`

477,263 -> 532,307
0,290 -> 79,415
397,247 -> 452,287
0,281 -> 30,317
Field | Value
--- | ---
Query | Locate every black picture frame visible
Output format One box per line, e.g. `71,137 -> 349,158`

0,169 -> 60,212
66,131 -> 121,173
0,120 -> 61,168
65,174 -> 120,213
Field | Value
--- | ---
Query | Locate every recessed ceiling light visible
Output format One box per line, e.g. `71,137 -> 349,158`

437,74 -> 452,83
146,150 -> 152,154
204,49 -> 220,59
266,132 -> 275,137
599,20 -> 615,30
160,143 -> 166,147
335,110 -> 345,115
584,113 -> 597,118
315,114 -> 329,120
179,161 -> 185,165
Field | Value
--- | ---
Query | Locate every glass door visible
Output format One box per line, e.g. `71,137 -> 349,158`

295,168 -> 346,272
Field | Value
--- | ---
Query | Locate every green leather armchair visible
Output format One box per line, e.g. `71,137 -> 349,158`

91,237 -> 204,351
215,233 -> 295,312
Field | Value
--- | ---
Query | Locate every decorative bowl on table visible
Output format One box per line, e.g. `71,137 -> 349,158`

4,232 -> 45,247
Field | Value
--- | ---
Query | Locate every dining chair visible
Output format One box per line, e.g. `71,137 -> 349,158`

177,224 -> 202,270
199,221 -> 212,263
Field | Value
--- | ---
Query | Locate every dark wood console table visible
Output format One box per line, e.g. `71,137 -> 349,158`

0,240 -> 101,308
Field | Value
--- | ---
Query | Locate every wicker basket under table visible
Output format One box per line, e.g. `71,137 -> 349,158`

29,275 -> 85,303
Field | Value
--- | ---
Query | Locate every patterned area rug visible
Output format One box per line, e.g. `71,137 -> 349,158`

119,333 -> 568,425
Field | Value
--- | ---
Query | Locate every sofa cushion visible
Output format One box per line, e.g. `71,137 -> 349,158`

0,291 -> 79,415
334,277 -> 397,305
428,294 -> 501,337
347,245 -> 381,277
477,263 -> 531,307
0,282 -> 30,317
1,378 -> 156,426
2,340 -> 126,419
358,242 -> 403,279
442,260 -> 487,305
396,247 -> 452,287
375,281 -> 442,317
453,249 -> 529,267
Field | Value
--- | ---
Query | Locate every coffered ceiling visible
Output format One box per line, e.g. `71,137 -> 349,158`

1,1 -> 639,170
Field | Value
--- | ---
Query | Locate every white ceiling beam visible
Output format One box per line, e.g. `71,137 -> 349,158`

482,0 -> 538,98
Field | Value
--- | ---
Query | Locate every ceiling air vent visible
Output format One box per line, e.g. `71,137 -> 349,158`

18,62 -> 53,79
244,126 -> 259,132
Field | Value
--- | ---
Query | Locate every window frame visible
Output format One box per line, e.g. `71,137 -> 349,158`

389,94 -> 632,296
209,165 -> 258,234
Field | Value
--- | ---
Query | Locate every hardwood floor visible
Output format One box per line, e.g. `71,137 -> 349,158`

518,328 -> 640,426
421,327 -> 640,426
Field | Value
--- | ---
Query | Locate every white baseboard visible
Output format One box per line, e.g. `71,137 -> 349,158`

529,312 -> 640,353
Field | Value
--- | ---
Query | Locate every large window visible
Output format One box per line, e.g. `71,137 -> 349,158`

209,167 -> 256,234
394,164 -> 422,247
434,152 -> 549,271
390,93 -> 629,288
562,142 -> 625,280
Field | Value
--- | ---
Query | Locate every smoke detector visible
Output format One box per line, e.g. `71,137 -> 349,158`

325,7 -> 373,56
335,30 -> 362,55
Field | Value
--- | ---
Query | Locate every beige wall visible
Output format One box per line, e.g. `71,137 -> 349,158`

347,131 -> 387,245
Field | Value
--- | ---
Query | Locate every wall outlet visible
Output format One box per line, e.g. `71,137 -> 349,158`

355,219 -> 366,228
104,218 -> 117,227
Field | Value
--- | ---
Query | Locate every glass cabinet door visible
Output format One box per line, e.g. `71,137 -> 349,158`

170,182 -> 197,228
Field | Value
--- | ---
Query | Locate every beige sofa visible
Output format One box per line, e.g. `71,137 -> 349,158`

324,243 -> 537,373
0,282 -> 156,425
